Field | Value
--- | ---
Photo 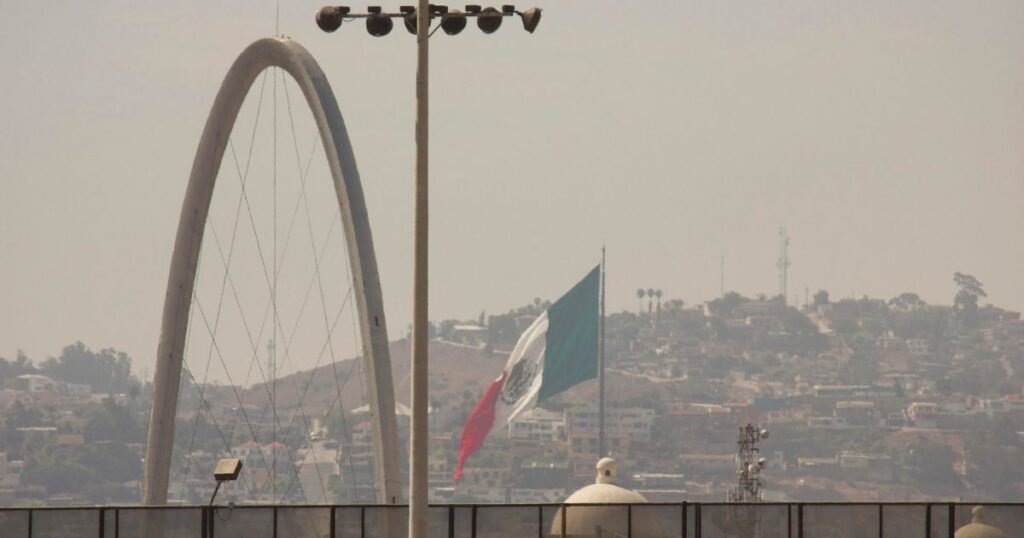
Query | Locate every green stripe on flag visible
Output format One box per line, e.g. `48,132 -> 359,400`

537,265 -> 600,401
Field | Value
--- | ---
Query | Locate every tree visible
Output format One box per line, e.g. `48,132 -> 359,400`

813,289 -> 829,306
39,342 -> 134,393
707,291 -> 746,317
636,288 -> 645,314
889,292 -> 926,311
953,272 -> 987,328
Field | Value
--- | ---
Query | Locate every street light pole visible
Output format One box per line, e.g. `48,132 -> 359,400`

315,6 -> 543,537
410,1 -> 430,537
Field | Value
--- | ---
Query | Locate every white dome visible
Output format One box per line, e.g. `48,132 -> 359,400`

564,482 -> 649,504
550,458 -> 676,537
955,507 -> 1008,538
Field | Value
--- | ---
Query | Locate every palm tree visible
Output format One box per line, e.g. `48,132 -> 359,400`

654,289 -> 664,329
646,288 -> 655,317
636,288 -> 645,314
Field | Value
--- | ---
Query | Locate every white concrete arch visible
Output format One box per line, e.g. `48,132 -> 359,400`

142,37 -> 401,505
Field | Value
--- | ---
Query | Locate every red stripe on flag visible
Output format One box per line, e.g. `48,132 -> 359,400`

453,374 -> 505,482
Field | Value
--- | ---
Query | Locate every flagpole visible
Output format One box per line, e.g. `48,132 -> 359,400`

598,246 -> 606,458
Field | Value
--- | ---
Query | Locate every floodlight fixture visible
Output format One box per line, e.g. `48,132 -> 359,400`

209,458 -> 242,506
441,10 -> 468,35
477,6 -> 503,33
517,7 -> 542,33
367,11 -> 395,36
214,458 -> 243,481
759,429 -> 770,439
315,5 -> 350,32
465,4 -> 482,14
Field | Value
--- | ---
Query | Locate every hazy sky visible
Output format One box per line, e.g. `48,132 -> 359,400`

2,1 -> 1022,381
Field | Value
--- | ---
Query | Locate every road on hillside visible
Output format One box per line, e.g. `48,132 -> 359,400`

296,440 -> 340,503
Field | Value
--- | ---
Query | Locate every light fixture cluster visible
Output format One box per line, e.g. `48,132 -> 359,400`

316,4 -> 542,36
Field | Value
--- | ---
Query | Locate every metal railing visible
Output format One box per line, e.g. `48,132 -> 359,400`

0,502 -> 1019,538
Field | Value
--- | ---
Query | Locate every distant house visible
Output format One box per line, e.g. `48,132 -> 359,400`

807,416 -> 848,429
906,339 -> 930,356
677,453 -> 734,471
834,401 -> 877,427
508,408 -> 565,442
838,452 -> 893,481
813,385 -> 898,399
15,375 -> 55,393
451,324 -> 488,346
565,406 -> 655,442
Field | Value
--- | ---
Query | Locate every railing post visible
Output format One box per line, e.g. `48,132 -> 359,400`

627,504 -> 632,538
797,503 -> 803,538
330,507 -> 336,538
924,504 -> 931,538
694,503 -> 701,538
471,505 -> 478,538
28,508 -> 33,538
360,506 -> 366,538
681,501 -> 687,538
946,503 -> 955,538
449,505 -> 455,538
114,508 -> 119,538
99,507 -> 105,538
878,503 -> 884,538
538,504 -> 543,538
561,504 -> 567,538
787,503 -> 792,538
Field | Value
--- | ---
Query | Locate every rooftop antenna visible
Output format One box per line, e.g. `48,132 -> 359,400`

720,252 -> 725,297
777,228 -> 790,304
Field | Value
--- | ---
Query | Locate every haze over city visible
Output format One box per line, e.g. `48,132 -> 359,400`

2,1 -> 1021,378
6,3 -> 1024,534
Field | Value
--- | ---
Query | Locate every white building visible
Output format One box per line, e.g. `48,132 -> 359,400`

508,408 -> 565,442
566,406 -> 655,442
15,374 -> 55,393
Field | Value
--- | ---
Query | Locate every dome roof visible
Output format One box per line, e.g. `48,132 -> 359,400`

564,457 -> 648,504
955,507 -> 1007,538
551,458 -> 677,537
564,482 -> 649,504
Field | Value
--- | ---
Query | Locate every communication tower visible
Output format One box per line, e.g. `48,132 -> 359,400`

777,228 -> 790,304
724,424 -> 769,538
729,424 -> 769,503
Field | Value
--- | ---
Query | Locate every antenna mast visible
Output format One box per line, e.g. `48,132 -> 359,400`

777,228 -> 789,304
720,252 -> 725,297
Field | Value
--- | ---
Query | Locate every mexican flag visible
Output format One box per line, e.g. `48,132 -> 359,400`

454,266 -> 599,481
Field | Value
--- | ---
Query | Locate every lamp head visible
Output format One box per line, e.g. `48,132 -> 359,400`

518,7 -> 541,33
366,10 -> 394,36
214,458 -> 243,482
315,6 -> 349,32
441,10 -> 467,35
477,6 -> 503,34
